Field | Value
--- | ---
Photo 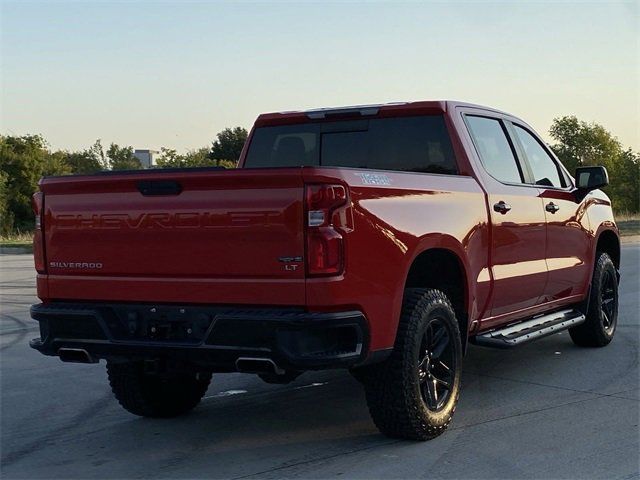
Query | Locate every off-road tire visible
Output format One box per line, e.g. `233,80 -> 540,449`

569,252 -> 618,347
362,288 -> 463,441
106,361 -> 212,418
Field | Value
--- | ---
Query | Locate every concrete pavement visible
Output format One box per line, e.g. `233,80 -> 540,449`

1,246 -> 638,479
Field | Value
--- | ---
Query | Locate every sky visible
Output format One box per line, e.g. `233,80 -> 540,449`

1,0 -> 638,153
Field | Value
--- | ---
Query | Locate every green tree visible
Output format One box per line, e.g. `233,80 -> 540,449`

184,147 -> 214,167
0,135 -> 70,231
209,127 -> 247,165
107,143 -> 141,170
44,150 -> 73,177
612,148 -> 640,213
217,159 -> 237,169
0,170 -> 12,236
156,147 -> 236,169
549,116 -> 639,213
64,139 -> 106,174
549,116 -> 622,173
155,147 -> 182,167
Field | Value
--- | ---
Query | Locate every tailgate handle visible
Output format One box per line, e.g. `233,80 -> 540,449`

137,180 -> 182,196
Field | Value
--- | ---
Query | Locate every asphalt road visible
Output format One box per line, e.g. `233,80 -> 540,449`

1,246 -> 638,479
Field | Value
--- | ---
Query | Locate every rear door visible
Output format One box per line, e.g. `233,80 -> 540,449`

464,114 -> 548,324
509,123 -> 591,303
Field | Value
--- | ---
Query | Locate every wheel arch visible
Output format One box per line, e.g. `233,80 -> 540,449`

578,226 -> 620,315
595,228 -> 620,270
403,245 -> 471,352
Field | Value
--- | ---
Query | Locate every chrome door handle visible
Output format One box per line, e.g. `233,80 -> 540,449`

545,202 -> 560,214
493,201 -> 512,214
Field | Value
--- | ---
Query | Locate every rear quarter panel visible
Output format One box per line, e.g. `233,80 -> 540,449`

303,167 -> 489,351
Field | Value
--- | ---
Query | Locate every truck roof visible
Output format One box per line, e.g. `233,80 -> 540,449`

254,100 -> 510,127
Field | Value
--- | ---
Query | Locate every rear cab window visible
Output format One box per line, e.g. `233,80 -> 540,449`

244,115 -> 459,175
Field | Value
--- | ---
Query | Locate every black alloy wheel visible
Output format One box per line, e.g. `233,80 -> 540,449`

417,318 -> 456,411
599,267 -> 617,334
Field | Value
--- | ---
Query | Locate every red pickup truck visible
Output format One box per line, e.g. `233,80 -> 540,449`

30,101 -> 620,440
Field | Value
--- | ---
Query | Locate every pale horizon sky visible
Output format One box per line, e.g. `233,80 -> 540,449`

1,0 -> 638,154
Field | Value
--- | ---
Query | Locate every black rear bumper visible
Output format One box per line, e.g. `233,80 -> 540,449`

29,302 -> 369,372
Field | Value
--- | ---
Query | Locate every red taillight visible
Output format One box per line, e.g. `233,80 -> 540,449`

32,192 -> 46,274
305,184 -> 347,276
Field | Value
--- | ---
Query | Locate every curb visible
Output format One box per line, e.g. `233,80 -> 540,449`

620,235 -> 640,244
0,247 -> 33,255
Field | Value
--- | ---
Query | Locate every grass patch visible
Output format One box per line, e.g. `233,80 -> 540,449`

618,219 -> 640,236
616,212 -> 639,236
0,231 -> 33,250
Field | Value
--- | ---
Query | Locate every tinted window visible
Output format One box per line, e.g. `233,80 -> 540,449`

246,125 -> 319,168
244,116 -> 458,174
466,116 -> 522,184
513,125 -> 563,188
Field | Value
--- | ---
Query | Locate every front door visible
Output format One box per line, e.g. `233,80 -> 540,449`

509,123 -> 591,303
464,115 -> 548,323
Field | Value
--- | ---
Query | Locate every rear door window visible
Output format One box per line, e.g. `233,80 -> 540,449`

465,116 -> 523,184
244,115 -> 458,174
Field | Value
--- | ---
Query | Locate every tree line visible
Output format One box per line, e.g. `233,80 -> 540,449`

550,116 -> 639,214
1,117 -> 638,236
0,127 -> 247,234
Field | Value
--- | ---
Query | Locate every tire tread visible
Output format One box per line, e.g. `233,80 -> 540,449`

107,361 -> 211,418
569,252 -> 617,348
363,288 -> 462,440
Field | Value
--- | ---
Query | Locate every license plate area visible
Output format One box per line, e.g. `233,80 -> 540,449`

104,306 -> 214,344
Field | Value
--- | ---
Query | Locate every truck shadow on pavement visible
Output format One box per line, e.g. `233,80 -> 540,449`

2,327 -> 637,478
81,334 -> 640,472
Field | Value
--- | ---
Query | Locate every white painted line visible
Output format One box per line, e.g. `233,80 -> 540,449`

293,382 -> 328,390
203,389 -> 248,400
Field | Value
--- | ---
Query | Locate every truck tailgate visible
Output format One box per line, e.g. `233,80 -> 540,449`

40,168 -> 306,304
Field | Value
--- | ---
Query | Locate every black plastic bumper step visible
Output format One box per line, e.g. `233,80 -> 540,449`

473,309 -> 586,349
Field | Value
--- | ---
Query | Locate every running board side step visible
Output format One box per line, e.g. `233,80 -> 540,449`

472,309 -> 586,349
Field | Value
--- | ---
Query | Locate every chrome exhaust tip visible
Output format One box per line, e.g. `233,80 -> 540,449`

58,348 -> 97,364
235,357 -> 284,375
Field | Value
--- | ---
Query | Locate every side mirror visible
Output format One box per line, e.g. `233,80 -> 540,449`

575,166 -> 609,192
